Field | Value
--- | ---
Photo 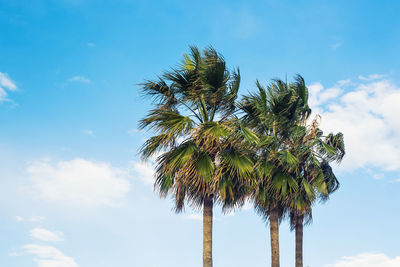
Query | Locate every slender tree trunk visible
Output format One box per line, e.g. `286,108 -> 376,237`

203,196 -> 213,267
269,208 -> 280,267
295,215 -> 304,267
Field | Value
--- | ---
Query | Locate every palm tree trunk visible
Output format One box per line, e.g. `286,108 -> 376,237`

203,196 -> 213,267
269,208 -> 280,267
295,215 -> 304,267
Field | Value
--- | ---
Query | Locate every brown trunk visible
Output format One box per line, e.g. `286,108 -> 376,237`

203,196 -> 213,267
295,215 -> 304,267
269,208 -> 280,267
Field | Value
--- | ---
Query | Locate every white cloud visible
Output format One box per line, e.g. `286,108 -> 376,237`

337,79 -> 352,86
0,72 -> 17,90
30,227 -> 64,242
358,73 -> 384,81
131,160 -> 155,185
67,76 -> 90,84
0,72 -> 17,102
310,76 -> 400,171
23,244 -> 78,267
325,253 -> 400,267
309,82 -> 343,107
27,158 -> 130,207
0,88 -> 8,102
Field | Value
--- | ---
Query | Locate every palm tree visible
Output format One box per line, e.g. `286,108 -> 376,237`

288,124 -> 345,267
139,46 -> 254,267
240,77 -> 307,267
273,76 -> 345,267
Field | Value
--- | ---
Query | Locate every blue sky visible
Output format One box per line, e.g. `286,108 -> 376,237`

1,0 -> 400,266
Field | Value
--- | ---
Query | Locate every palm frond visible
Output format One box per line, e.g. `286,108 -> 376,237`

139,109 -> 194,137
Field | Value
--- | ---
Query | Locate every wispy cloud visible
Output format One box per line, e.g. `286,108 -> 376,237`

30,227 -> 64,242
0,72 -> 17,103
87,42 -> 96,47
0,72 -> 17,90
23,244 -> 79,267
325,253 -> 400,267
358,73 -> 384,81
26,158 -> 131,207
67,76 -> 90,84
12,219 -> 77,266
